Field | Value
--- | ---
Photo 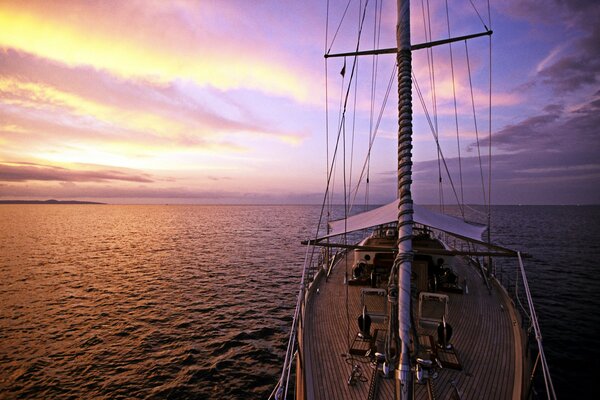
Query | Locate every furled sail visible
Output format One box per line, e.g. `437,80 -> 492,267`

323,200 -> 486,243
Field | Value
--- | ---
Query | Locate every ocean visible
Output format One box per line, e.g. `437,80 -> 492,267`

0,204 -> 598,399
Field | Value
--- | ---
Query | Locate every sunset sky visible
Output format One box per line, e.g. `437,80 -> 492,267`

0,0 -> 598,205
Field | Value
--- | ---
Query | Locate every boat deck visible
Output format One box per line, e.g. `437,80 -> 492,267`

302,251 -> 520,399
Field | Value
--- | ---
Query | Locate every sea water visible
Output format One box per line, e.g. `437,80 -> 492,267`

1,204 -> 598,398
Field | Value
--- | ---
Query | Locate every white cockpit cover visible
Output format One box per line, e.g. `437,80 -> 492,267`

324,200 -> 486,242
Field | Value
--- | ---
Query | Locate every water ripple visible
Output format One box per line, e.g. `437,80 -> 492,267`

0,205 -> 312,399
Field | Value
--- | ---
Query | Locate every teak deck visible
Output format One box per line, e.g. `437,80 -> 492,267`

301,252 -> 521,400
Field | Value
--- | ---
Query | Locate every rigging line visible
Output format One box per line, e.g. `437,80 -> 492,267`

365,0 -> 383,209
350,63 -> 395,212
487,23 -> 492,247
330,59 -> 346,216
343,111 -> 350,352
421,0 -> 438,136
308,108 -> 345,276
349,63 -> 397,211
332,0 -> 369,212
342,0 -> 370,111
486,0 -> 493,242
413,70 -> 464,213
465,40 -> 488,206
349,58 -> 359,213
346,0 -> 370,371
327,0 -> 353,53
337,59 -> 347,137
425,0 -> 439,133
326,0 -> 331,229
445,0 -> 465,216
310,64 -> 353,271
366,0 -> 377,208
421,0 -> 443,211
329,57 -> 347,210
332,56 -> 348,204
327,0 -> 370,223
368,0 -> 383,208
308,0 -> 368,283
468,0 -> 489,30
464,203 -> 486,216
325,0 -> 330,50
428,0 -> 443,212
345,0 -> 362,357
296,0 -> 336,321
301,0 -> 333,301
368,0 -> 377,165
367,0 -> 383,208
413,70 -> 461,208
348,0 -> 364,213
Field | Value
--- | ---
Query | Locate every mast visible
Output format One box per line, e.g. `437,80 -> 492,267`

395,0 -> 413,399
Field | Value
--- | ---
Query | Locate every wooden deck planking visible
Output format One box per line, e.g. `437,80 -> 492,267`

302,252 -> 519,400
413,257 -> 516,400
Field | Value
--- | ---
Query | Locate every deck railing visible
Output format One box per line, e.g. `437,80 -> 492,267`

515,252 -> 558,400
270,242 -> 330,400
486,249 -> 557,400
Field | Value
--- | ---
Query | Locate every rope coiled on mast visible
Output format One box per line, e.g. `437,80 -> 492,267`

396,48 -> 414,247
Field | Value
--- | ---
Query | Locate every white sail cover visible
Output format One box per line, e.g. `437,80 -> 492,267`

324,200 -> 486,242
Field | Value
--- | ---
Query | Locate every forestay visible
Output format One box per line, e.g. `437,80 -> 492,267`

323,200 -> 486,243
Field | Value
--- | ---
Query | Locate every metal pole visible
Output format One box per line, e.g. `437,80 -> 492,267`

395,0 -> 414,399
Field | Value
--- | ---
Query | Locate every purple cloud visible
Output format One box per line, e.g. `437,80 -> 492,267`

501,0 -> 600,94
477,92 -> 600,156
0,50 -> 306,145
0,162 -> 155,183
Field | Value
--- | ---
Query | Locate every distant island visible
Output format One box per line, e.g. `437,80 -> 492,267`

0,199 -> 105,204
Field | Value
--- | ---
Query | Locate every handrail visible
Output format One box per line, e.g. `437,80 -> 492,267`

513,263 -> 532,327
517,252 -> 557,400
270,242 -> 314,400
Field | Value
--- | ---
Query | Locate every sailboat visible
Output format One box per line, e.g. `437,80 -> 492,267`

272,1 -> 556,399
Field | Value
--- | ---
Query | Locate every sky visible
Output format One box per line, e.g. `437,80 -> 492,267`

0,0 -> 598,205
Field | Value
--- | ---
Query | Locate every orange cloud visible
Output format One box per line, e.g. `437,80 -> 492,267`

0,2 -> 312,103
0,76 -> 194,140
1,74 -> 305,166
